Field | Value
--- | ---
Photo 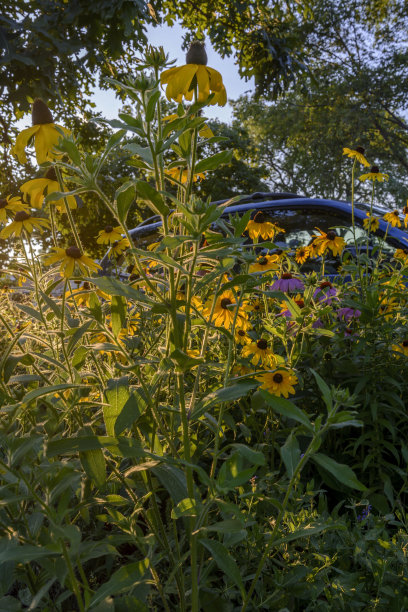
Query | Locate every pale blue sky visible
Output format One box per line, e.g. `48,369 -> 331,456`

91,21 -> 254,123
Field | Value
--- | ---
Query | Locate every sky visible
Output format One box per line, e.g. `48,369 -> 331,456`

90,21 -> 255,124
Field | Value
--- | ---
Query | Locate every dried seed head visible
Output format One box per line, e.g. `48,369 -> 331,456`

32,99 -> 53,125
186,41 -> 207,65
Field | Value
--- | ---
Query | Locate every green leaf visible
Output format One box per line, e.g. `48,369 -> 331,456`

114,390 -> 147,436
126,143 -> 153,165
280,433 -> 301,477
229,444 -> 265,466
152,464 -> 189,505
23,384 -> 88,405
146,90 -> 161,122
171,497 -> 199,519
104,378 -> 130,437
80,448 -> 106,488
192,381 -> 259,421
89,559 -> 149,608
200,538 -> 245,597
259,391 -> 313,430
90,276 -> 154,306
106,129 -> 126,152
46,435 -> 145,459
311,453 -> 366,491
59,137 -> 81,165
115,181 -> 135,223
310,369 -> 333,411
15,303 -> 43,322
136,180 -> 170,216
195,150 -> 233,173
111,295 -> 127,338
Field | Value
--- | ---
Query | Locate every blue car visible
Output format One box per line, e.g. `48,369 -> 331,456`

100,192 -> 408,276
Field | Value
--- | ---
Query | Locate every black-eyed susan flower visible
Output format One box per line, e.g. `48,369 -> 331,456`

108,238 -> 130,258
279,294 -> 305,317
403,204 -> 408,228
363,214 -> 380,233
165,166 -> 206,184
160,42 -> 227,106
383,210 -> 401,228
241,338 -> 276,367
20,167 -> 77,212
392,340 -> 408,358
393,248 -> 408,263
243,298 -> 264,315
245,211 -> 283,241
12,99 -> 70,165
44,246 -> 101,278
359,165 -> 389,182
234,327 -> 252,345
249,254 -> 279,274
204,289 -> 247,329
257,369 -> 298,398
0,211 -> 49,238
295,245 -> 309,264
343,146 -> 369,167
0,196 -> 29,223
96,225 -> 123,245
311,228 -> 345,257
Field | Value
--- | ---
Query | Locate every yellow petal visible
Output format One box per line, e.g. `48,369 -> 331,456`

207,66 -> 224,92
64,258 -> 75,278
160,66 -> 182,85
196,66 -> 210,101
11,126 -> 40,164
166,64 -> 197,101
34,124 -> 62,164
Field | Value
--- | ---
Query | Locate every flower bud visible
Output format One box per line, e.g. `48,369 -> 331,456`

186,41 -> 207,66
32,99 -> 53,125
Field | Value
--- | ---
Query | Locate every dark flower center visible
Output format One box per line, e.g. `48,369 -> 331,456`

370,165 -> 379,173
258,256 -> 268,265
238,330 -> 246,337
273,373 -> 283,383
281,273 -> 292,279
254,211 -> 267,224
82,282 -> 90,290
257,339 -> 268,350
356,146 -> 365,154
275,249 -> 283,255
65,246 -> 82,259
129,274 -> 139,281
403,206 -> 408,215
0,199 -> 7,209
112,241 -> 119,247
403,340 -> 408,347
295,299 -> 305,308
127,264 -> 134,274
45,167 -> 57,181
393,210 -> 399,216
345,327 -> 353,334
32,98 -> 53,125
220,297 -> 232,309
320,281 -> 332,289
104,225 -> 113,233
253,303 -> 260,310
186,41 -> 208,65
327,230 -> 337,240
14,211 -> 31,222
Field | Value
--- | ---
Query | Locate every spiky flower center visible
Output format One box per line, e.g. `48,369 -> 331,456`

186,41 -> 207,65
403,340 -> 408,347
104,225 -> 113,233
356,146 -> 365,154
14,211 -> 31,222
258,256 -> 268,266
238,330 -> 246,337
403,206 -> 408,215
281,273 -> 292,279
320,281 -> 332,289
0,199 -> 7,209
257,339 -> 268,350
327,230 -> 337,240
392,211 -> 399,216
254,211 -> 267,224
220,297 -> 232,309
83,282 -> 90,290
65,246 -> 82,259
371,165 -> 379,173
295,299 -> 305,308
273,373 -> 283,383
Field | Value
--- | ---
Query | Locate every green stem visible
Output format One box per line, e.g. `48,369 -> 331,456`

55,166 -> 83,250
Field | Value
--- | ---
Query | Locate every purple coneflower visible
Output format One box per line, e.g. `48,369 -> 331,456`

313,281 -> 338,305
337,307 -> 361,321
271,272 -> 304,292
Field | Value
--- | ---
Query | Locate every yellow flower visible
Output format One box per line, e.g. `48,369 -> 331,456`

249,254 -> 279,274
108,238 -> 130,258
160,42 -> 227,106
257,369 -> 298,398
204,289 -> 247,329
241,339 -> 276,367
392,340 -> 408,358
234,327 -> 252,345
44,246 -> 101,278
402,204 -> 408,228
0,211 -> 49,238
243,298 -> 264,315
363,214 -> 379,233
295,245 -> 309,264
383,210 -> 401,228
12,99 -> 70,165
311,228 -> 345,257
96,225 -> 123,245
359,166 -> 389,182
20,168 -> 77,212
66,281 -> 109,307
343,146 -> 370,167
0,196 -> 29,223
165,166 -> 206,184
393,248 -> 408,263
245,211 -> 284,241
